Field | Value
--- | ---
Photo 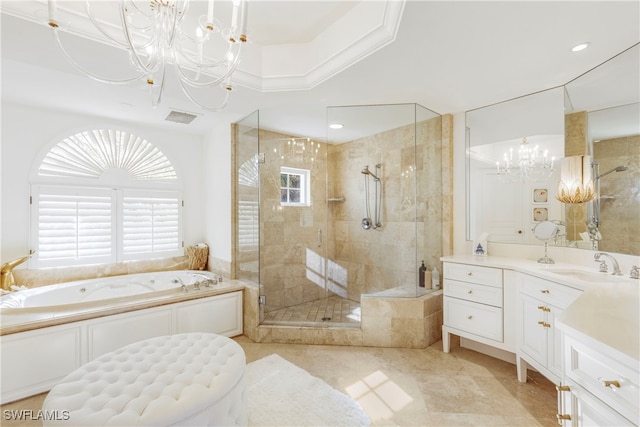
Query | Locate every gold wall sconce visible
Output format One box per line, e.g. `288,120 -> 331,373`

556,155 -> 596,204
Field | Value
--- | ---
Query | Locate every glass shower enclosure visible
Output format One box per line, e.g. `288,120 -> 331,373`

233,104 -> 442,327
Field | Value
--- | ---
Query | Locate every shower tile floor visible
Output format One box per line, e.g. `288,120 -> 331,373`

262,295 -> 361,327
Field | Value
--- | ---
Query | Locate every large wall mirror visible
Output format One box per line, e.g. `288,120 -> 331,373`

467,43 -> 639,256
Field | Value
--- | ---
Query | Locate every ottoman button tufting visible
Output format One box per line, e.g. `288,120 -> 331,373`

42,333 -> 247,426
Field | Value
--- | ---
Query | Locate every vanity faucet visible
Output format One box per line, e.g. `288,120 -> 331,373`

594,252 -> 623,276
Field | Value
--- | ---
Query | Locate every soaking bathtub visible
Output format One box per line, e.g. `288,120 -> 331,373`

1,270 -> 223,311
0,270 -> 245,404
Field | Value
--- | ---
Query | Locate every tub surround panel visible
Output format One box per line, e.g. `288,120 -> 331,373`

1,278 -> 246,336
207,256 -> 231,279
0,290 -> 243,404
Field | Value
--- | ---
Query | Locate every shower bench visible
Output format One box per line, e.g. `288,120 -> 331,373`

42,333 -> 247,426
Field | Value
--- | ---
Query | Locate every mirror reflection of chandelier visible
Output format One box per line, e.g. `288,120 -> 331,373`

496,137 -> 555,182
274,138 -> 321,163
46,0 -> 248,111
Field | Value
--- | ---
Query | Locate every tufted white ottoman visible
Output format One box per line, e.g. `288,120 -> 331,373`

42,333 -> 247,426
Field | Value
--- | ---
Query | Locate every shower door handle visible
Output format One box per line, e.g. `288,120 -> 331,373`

317,228 -> 322,247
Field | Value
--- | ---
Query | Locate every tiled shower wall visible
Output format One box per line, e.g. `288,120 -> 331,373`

327,117 -> 442,300
258,129 -> 328,313
246,116 -> 444,315
593,134 -> 640,254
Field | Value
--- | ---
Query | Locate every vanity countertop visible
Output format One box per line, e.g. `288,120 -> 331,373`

441,255 -> 640,361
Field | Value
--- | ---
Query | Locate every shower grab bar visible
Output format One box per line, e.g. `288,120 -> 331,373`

318,228 -> 322,247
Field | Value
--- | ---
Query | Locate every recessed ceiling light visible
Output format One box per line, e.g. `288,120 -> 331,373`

571,42 -> 590,52
329,123 -> 344,129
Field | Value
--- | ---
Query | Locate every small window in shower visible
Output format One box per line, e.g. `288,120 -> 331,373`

280,167 -> 310,206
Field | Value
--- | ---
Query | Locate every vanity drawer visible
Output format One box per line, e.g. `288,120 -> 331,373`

443,263 -> 502,288
519,274 -> 582,308
444,297 -> 502,342
564,335 -> 639,423
444,279 -> 503,307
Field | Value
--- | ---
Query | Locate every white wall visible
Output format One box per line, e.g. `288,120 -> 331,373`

203,122 -> 233,264
452,111 -> 469,255
0,102 -> 206,262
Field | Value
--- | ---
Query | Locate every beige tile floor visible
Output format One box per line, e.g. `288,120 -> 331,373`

263,295 -> 362,327
1,337 -> 557,426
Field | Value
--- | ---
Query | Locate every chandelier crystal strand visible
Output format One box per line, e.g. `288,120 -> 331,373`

46,0 -> 248,111
496,137 -> 554,182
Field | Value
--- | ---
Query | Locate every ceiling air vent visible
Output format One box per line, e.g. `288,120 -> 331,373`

165,110 -> 198,125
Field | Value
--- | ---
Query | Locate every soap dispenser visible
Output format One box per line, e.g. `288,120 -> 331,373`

419,261 -> 427,287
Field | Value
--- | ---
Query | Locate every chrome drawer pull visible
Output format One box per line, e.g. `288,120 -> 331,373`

598,378 -> 621,389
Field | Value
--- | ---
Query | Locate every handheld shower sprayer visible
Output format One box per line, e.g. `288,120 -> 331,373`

361,164 -> 382,230
361,165 -> 380,181
596,165 -> 629,180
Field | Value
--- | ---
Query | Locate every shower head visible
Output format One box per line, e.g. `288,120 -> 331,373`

361,165 -> 380,180
597,165 -> 629,180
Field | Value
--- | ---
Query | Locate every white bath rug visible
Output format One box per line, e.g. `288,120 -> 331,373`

246,353 -> 370,426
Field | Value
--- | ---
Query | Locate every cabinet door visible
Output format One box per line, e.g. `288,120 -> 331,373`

176,291 -> 243,337
569,384 -> 635,427
548,305 -> 564,378
520,294 -> 547,366
87,308 -> 173,359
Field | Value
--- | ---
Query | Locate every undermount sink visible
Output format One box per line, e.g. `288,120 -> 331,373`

545,268 -> 614,284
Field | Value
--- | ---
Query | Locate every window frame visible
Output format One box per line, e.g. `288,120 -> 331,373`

280,166 -> 311,207
30,185 -> 183,268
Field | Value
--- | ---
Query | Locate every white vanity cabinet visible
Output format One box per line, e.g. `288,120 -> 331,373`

555,329 -> 639,426
442,262 -> 515,353
516,273 -> 582,384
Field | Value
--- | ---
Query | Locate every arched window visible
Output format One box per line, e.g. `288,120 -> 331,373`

31,130 -> 183,268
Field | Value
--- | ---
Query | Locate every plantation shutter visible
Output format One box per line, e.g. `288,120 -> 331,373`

122,190 -> 182,258
238,200 -> 259,251
33,185 -> 115,267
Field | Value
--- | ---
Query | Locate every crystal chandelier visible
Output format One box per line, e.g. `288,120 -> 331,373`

273,138 -> 321,163
496,137 -> 555,182
46,0 -> 248,111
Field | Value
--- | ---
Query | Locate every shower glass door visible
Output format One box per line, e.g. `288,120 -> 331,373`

257,130 -> 329,324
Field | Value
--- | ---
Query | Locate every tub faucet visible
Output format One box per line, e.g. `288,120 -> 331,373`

1,253 -> 33,291
594,252 -> 623,276
172,277 -> 189,293
191,273 -> 215,287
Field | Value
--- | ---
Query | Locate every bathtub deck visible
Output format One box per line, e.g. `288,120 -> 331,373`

0,281 -> 246,336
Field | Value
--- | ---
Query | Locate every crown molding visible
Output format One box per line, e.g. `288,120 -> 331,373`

0,0 -> 406,93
